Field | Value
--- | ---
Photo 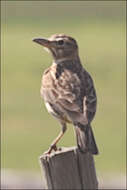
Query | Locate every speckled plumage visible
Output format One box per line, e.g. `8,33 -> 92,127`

33,34 -> 99,154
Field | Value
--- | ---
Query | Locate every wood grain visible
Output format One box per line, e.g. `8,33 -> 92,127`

40,147 -> 98,189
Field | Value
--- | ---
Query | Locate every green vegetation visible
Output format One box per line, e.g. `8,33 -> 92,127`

1,1 -> 126,175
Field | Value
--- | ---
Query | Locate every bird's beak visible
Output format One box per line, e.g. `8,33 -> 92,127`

33,37 -> 51,48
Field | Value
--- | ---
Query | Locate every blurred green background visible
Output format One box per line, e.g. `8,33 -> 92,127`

1,0 -> 126,177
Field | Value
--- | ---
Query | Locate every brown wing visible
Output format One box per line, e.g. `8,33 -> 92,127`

82,70 -> 97,123
41,66 -> 88,125
41,67 -> 81,111
54,69 -> 81,111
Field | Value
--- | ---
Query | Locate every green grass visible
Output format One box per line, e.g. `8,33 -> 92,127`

1,18 -> 126,175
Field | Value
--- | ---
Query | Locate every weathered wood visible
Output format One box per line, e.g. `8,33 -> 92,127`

39,147 -> 98,189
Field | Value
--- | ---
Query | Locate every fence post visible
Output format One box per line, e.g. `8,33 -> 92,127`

39,146 -> 98,189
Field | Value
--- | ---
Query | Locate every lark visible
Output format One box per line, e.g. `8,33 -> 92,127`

33,34 -> 99,155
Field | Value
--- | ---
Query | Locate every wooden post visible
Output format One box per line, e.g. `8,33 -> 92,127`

39,147 -> 98,189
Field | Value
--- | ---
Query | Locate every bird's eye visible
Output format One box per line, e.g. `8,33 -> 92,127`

57,40 -> 64,45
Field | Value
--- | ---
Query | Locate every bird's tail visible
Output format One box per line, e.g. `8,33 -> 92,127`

75,124 -> 99,155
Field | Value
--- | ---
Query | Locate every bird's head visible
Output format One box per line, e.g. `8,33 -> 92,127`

33,34 -> 79,62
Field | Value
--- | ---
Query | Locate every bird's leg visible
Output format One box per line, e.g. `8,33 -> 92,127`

45,121 -> 67,154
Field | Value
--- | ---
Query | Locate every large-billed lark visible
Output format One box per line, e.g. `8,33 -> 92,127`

33,34 -> 99,155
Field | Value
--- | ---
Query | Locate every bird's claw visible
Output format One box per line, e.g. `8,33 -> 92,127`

43,144 -> 58,155
51,144 -> 57,151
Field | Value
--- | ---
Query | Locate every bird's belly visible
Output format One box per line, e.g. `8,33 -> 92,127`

45,102 -> 72,123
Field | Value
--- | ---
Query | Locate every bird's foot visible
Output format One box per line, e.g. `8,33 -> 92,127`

44,144 -> 58,155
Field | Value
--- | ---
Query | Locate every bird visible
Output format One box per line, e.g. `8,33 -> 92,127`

33,34 -> 99,155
